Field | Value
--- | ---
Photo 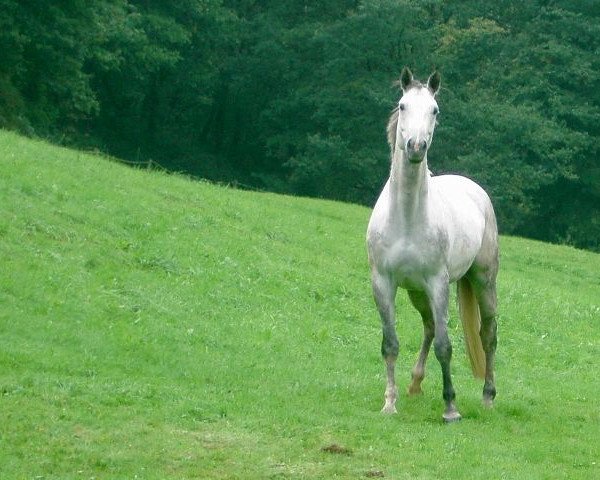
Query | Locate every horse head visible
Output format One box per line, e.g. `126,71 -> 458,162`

388,67 -> 441,164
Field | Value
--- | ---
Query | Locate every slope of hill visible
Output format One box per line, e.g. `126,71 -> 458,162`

1,130 -> 598,479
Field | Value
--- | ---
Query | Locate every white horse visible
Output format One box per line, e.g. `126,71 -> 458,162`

366,68 -> 499,422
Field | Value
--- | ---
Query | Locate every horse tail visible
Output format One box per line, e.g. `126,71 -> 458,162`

457,278 -> 486,379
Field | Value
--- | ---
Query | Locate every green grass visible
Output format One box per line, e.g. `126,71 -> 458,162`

1,129 -> 599,479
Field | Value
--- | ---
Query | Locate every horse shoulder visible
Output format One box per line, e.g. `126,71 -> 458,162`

366,181 -> 390,263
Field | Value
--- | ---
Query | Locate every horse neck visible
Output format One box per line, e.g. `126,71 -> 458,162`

388,149 -> 430,225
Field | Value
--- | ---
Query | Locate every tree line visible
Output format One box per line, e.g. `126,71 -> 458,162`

1,0 -> 599,251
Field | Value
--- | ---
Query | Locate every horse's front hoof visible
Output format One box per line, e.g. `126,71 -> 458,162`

443,409 -> 462,423
381,404 -> 397,414
482,397 -> 494,409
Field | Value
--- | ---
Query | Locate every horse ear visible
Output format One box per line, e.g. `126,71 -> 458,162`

400,67 -> 413,92
428,71 -> 441,95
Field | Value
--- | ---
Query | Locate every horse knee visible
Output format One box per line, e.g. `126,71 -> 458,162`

381,336 -> 399,358
434,336 -> 452,362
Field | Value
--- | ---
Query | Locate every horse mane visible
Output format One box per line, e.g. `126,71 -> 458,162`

386,105 -> 399,156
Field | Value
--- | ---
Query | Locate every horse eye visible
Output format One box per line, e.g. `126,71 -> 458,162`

433,106 -> 439,115
399,103 -> 405,111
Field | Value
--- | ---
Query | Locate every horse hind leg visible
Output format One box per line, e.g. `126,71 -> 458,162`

477,283 -> 498,408
467,263 -> 499,408
407,290 -> 435,395
473,214 -> 499,407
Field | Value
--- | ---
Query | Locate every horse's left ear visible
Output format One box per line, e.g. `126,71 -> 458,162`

428,71 -> 441,95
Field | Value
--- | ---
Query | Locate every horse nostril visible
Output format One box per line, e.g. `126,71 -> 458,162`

407,138 -> 427,152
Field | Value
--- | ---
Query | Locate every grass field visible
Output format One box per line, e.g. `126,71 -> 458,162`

1,129 -> 599,479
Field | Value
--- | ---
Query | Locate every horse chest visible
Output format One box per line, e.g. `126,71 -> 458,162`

373,231 -> 443,288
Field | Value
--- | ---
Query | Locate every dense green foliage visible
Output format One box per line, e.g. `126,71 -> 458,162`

1,131 -> 599,478
1,1 -> 599,250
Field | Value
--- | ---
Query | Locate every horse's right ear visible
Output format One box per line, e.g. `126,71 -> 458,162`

400,67 -> 413,92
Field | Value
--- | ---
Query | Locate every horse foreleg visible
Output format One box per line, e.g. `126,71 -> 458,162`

429,279 -> 461,422
372,272 -> 399,414
382,355 -> 397,414
407,290 -> 434,395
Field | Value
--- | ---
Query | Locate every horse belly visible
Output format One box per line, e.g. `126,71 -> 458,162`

446,251 -> 477,282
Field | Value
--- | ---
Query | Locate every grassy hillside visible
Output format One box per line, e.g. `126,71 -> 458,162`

1,130 -> 599,479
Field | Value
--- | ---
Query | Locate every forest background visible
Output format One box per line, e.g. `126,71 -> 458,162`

1,0 -> 599,251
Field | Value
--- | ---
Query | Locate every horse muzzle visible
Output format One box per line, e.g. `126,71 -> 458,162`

406,138 -> 428,163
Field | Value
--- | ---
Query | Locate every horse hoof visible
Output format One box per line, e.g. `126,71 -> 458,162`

381,404 -> 397,414
482,397 -> 494,409
443,410 -> 462,423
408,385 -> 423,396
